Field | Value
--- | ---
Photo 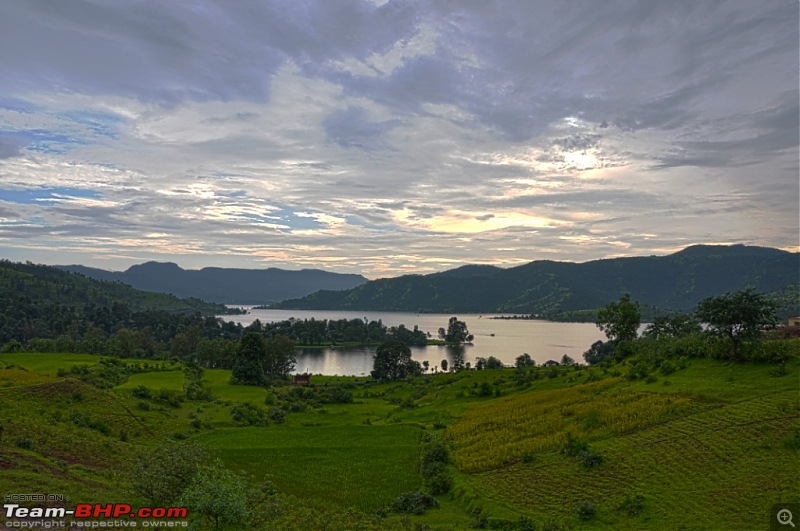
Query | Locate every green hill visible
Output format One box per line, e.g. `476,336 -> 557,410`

0,260 -> 232,314
273,244 -> 799,319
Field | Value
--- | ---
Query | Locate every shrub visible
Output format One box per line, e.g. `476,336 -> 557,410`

626,361 -> 649,380
575,500 -> 596,520
618,494 -> 645,516
390,491 -> 438,514
269,407 -> 287,424
130,441 -> 207,505
517,515 -> 537,531
421,438 -> 450,466
423,462 -> 453,495
15,437 -> 34,450
131,385 -> 152,399
559,433 -> 588,457
230,402 -> 270,427
580,450 -> 604,468
659,359 -> 676,375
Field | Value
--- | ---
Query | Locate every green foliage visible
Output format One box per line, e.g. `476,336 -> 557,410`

583,339 -> 616,365
129,441 -> 208,505
618,494 -> 645,516
231,333 -> 266,386
515,353 -> 536,369
575,500 -> 596,520
181,463 -> 248,530
371,340 -> 422,381
1,339 -> 22,353
644,314 -> 701,339
597,293 -> 641,343
389,491 -> 439,514
696,288 -> 778,358
439,316 -> 474,345
230,402 -> 270,427
272,245 -> 799,315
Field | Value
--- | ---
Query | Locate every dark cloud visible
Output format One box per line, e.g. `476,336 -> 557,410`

323,106 -> 401,149
0,0 -> 796,275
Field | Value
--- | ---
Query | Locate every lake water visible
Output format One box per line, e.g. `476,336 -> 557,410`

223,308 -> 606,376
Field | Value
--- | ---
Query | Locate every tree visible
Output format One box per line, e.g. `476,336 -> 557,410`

181,464 -> 248,531
130,441 -> 207,505
515,353 -> 536,369
695,288 -> 778,358
485,356 -> 504,369
263,336 -> 296,381
643,314 -> 701,340
231,333 -> 266,385
440,317 -> 474,345
583,340 -> 615,365
596,294 -> 640,343
371,340 -> 422,381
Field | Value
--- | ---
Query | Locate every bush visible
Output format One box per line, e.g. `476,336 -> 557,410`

559,433 -> 588,457
15,437 -> 34,450
580,450 -> 604,468
517,515 -> 537,531
618,494 -> 645,516
130,441 -> 207,505
575,500 -> 596,520
269,407 -> 287,424
423,462 -> 453,495
390,491 -> 438,514
131,385 -> 152,399
626,361 -> 649,380
421,438 -> 450,466
230,402 -> 270,427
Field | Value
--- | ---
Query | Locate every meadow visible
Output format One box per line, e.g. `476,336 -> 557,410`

0,344 -> 797,530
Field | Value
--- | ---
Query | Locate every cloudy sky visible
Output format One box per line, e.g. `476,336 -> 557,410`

0,0 -> 797,278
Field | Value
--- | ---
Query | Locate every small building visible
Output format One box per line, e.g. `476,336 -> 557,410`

292,374 -> 311,385
788,317 -> 800,327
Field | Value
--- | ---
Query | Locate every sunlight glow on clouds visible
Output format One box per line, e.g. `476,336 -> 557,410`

0,0 -> 796,277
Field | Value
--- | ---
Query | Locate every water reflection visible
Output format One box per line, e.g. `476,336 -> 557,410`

223,308 -> 606,376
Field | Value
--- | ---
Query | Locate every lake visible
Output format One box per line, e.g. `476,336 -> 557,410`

222,308 -> 606,376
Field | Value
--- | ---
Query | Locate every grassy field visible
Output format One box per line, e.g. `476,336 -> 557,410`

0,346 -> 798,530
200,424 -> 421,512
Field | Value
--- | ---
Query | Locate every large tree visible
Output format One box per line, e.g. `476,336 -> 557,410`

695,288 -> 778,358
438,317 -> 474,345
596,293 -> 641,343
371,340 -> 422,381
263,335 -> 296,381
231,332 -> 266,385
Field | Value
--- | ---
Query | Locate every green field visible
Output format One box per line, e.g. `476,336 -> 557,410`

200,424 -> 421,511
0,345 -> 798,530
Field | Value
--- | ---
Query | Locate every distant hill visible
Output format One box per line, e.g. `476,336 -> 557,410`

56,262 -> 367,305
272,245 -> 800,319
0,260 -> 230,314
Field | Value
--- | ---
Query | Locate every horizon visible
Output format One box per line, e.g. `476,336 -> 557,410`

31,242 -> 797,281
0,1 -> 797,278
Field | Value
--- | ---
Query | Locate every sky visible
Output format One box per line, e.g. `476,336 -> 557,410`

0,0 -> 797,279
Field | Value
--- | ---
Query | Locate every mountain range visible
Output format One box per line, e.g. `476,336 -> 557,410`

56,262 -> 367,305
271,245 -> 799,319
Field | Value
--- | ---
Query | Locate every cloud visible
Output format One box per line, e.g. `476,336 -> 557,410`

0,0 -> 796,278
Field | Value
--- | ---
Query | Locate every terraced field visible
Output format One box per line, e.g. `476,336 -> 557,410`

448,359 -> 800,529
0,349 -> 797,529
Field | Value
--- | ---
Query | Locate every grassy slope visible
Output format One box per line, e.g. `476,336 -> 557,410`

0,351 -> 797,530
453,359 -> 799,529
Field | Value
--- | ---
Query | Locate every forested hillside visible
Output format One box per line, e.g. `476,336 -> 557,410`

274,245 -> 799,319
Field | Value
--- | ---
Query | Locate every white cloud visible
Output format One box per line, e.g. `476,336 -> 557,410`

0,0 -> 796,277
